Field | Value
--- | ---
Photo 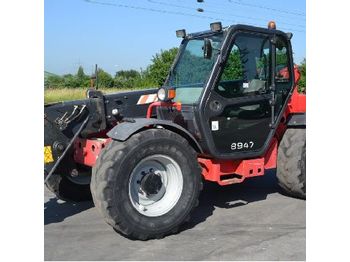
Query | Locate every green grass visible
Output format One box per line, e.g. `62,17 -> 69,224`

44,87 -> 144,104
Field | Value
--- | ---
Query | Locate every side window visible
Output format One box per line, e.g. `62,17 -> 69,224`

215,33 -> 270,98
274,37 -> 292,117
256,43 -> 270,81
275,38 -> 291,83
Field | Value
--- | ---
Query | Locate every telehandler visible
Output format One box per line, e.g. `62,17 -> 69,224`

44,22 -> 306,240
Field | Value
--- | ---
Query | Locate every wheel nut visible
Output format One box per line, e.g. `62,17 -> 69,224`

53,141 -> 65,152
111,108 -> 119,116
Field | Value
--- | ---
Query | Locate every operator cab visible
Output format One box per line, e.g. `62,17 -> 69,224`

157,22 -> 295,159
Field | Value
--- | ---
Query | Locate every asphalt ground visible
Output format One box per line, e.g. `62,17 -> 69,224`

44,170 -> 305,261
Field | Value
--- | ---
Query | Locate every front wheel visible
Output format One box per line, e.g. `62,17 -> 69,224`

91,129 -> 202,240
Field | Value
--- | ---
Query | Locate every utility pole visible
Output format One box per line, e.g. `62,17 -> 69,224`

90,64 -> 98,90
95,64 -> 98,90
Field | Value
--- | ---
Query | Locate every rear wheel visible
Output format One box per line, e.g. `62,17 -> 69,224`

91,129 -> 202,240
45,167 -> 92,202
277,128 -> 306,199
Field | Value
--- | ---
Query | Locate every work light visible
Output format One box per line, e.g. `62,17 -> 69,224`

157,87 -> 176,102
210,22 -> 222,32
176,29 -> 186,38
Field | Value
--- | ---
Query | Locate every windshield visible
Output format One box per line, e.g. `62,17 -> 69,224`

165,33 -> 224,104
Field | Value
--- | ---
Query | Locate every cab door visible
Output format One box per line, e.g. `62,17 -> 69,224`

200,31 -> 293,159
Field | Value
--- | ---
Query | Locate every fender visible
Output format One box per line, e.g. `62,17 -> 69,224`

286,113 -> 306,127
107,118 -> 203,153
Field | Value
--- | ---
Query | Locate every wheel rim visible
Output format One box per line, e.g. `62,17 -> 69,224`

128,154 -> 183,217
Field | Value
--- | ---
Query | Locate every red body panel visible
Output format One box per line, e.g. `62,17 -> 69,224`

73,138 -> 111,167
198,138 -> 277,185
288,64 -> 306,114
287,88 -> 306,113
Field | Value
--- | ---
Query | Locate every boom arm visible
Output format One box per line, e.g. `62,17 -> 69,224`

44,88 -> 158,177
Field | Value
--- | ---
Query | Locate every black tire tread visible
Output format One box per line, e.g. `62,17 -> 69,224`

91,129 -> 202,240
277,128 -> 306,199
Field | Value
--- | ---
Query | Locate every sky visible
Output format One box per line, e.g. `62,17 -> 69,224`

44,0 -> 305,76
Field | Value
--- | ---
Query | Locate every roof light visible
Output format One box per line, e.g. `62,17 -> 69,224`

176,29 -> 186,38
210,22 -> 222,32
268,21 -> 276,30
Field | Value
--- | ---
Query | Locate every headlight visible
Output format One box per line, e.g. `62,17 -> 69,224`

157,87 -> 176,102
157,88 -> 167,101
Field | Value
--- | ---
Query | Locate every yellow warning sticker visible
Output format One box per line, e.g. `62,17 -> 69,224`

44,146 -> 54,164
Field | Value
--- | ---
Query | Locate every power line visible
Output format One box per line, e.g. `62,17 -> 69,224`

83,0 -> 304,32
164,0 -> 305,21
147,0 -> 305,29
83,0 -> 236,22
197,0 -> 305,21
227,0 -> 306,17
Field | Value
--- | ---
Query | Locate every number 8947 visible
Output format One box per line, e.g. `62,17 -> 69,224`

231,141 -> 254,150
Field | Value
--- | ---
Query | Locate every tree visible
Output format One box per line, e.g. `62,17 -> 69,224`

77,66 -> 85,79
298,59 -> 306,93
114,70 -> 141,88
97,68 -> 114,88
221,49 -> 243,80
146,48 -> 178,86
76,66 -> 89,87
63,74 -> 80,88
276,50 -> 288,66
115,70 -> 140,79
45,75 -> 64,88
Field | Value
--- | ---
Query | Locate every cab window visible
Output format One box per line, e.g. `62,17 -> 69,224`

215,33 -> 270,98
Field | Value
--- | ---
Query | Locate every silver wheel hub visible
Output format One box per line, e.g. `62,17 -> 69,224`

128,154 -> 183,217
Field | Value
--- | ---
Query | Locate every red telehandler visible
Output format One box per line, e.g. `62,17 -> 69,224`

44,22 -> 305,240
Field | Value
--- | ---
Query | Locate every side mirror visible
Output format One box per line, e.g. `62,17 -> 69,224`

203,38 -> 213,59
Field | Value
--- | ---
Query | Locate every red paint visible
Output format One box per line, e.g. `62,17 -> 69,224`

146,101 -> 182,118
293,64 -> 301,84
286,64 -> 305,113
73,138 -> 111,167
277,64 -> 300,84
287,88 -> 306,113
199,158 -> 264,185
198,138 -> 278,185
272,65 -> 306,143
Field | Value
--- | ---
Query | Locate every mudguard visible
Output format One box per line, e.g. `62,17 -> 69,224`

107,118 -> 203,153
286,113 -> 306,127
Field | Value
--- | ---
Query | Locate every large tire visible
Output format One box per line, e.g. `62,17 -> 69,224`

45,169 -> 92,202
277,128 -> 306,199
91,129 -> 202,240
